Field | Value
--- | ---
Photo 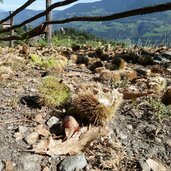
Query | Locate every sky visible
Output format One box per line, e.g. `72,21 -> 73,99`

0,0 -> 100,11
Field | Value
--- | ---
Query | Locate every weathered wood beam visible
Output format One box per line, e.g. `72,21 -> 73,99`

45,0 -> 52,43
9,11 -> 14,47
46,2 -> 171,24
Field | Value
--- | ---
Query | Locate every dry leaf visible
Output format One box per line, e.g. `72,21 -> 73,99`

146,158 -> 167,171
122,90 -> 152,99
32,139 -> 49,154
42,166 -> 50,171
5,160 -> 14,171
34,114 -> 44,123
14,132 -> 23,141
34,124 -> 50,137
32,126 -> 109,156
0,66 -> 13,75
25,132 -> 39,145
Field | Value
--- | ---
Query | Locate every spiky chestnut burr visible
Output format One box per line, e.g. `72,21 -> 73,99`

38,76 -> 71,107
70,90 -> 123,126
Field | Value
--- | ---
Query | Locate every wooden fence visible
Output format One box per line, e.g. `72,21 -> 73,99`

0,0 -> 171,47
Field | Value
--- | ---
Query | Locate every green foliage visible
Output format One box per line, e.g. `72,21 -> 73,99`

42,58 -> 57,68
146,97 -> 171,122
52,27 -> 111,48
42,58 -> 66,69
29,54 -> 66,70
60,11 -> 171,45
38,76 -> 71,107
30,54 -> 42,65
15,27 -> 25,36
0,25 -> 9,47
37,38 -> 48,47
54,28 -> 98,41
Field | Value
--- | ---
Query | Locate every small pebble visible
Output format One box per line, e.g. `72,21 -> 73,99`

58,154 -> 87,171
127,124 -> 133,131
139,159 -> 151,171
19,126 -> 28,134
0,161 -> 4,171
155,137 -> 162,143
119,132 -> 127,139
15,154 -> 42,171
166,139 -> 171,147
25,132 -> 39,145
46,116 -> 59,128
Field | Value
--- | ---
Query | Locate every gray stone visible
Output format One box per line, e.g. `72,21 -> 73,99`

58,154 -> 87,171
0,161 -> 4,171
16,154 -> 42,171
119,132 -> 127,140
139,159 -> 151,171
18,126 -> 28,134
7,126 -> 14,130
46,116 -> 59,128
166,139 -> 171,147
24,131 -> 39,145
127,124 -> 133,131
155,137 -> 162,144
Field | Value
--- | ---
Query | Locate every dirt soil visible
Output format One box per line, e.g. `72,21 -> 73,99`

0,45 -> 171,171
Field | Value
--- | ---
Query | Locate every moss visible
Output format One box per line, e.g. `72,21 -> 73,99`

38,76 -> 71,107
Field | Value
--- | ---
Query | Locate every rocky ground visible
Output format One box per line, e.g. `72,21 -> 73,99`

0,44 -> 171,171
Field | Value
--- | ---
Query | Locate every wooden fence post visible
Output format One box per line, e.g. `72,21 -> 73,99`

9,11 -> 14,47
45,0 -> 52,44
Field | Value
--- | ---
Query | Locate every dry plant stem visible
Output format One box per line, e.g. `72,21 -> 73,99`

0,119 -> 32,125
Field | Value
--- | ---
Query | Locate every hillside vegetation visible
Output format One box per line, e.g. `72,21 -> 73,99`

1,0 -> 171,44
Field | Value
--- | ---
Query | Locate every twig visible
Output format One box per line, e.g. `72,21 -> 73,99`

0,119 -> 32,125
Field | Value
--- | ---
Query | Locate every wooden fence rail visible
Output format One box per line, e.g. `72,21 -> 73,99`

0,0 -> 171,45
0,0 -> 78,34
9,11 -> 14,47
45,0 -> 52,44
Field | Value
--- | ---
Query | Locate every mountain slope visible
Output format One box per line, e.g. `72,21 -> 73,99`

54,0 -> 171,19
53,0 -> 171,44
0,0 -> 171,44
0,9 -> 60,26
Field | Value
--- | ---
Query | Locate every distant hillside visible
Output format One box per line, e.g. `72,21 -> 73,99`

54,0 -> 171,18
53,0 -> 171,44
0,9 -> 59,26
1,0 -> 171,44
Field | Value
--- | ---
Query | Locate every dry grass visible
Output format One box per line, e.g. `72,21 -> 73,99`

86,137 -> 126,170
